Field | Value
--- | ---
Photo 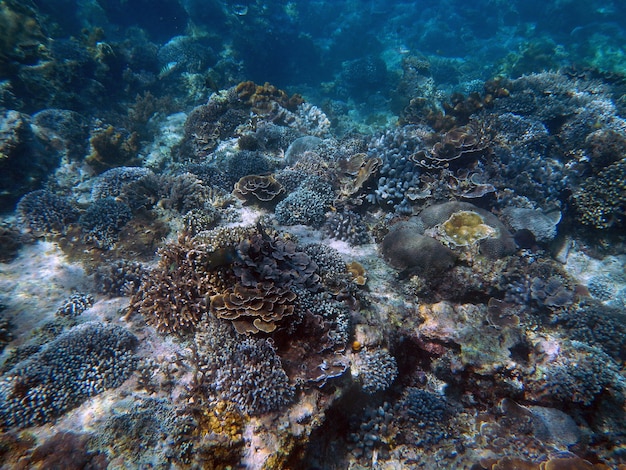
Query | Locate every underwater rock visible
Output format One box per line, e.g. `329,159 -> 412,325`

502,207 -> 561,243
381,220 -> 456,276
32,108 -> 89,162
284,135 -> 323,165
0,110 -> 58,211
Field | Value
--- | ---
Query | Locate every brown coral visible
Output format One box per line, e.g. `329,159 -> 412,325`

211,231 -> 319,335
336,153 -> 382,201
235,81 -> 304,113
211,283 -> 296,334
129,235 -> 236,335
233,174 -> 284,205
410,126 -> 491,169
86,125 -> 141,173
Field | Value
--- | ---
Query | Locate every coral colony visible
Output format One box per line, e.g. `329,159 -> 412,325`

1,0 -> 626,468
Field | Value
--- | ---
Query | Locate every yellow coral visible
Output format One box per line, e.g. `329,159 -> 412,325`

440,210 -> 497,246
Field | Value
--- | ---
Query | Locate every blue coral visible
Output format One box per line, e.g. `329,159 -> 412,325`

16,189 -> 79,235
352,349 -> 398,394
0,322 -> 137,429
79,197 -> 133,248
366,126 -> 424,214
214,338 -> 294,415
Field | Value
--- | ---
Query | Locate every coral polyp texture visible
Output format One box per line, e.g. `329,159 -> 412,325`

16,190 -> 79,235
0,322 -> 137,429
3,8 -> 626,465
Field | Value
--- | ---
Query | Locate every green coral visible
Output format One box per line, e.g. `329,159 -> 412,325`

440,210 -> 497,246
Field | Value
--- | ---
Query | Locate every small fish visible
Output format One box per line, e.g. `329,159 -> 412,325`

158,61 -> 179,79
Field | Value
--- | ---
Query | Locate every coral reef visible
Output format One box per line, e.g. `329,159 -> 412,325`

351,349 -> 398,394
79,197 -> 133,248
0,322 -> 137,429
3,27 -> 626,466
16,189 -> 79,235
55,292 -> 94,317
214,338 -> 295,415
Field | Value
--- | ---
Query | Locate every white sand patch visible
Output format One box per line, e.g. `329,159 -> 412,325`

0,241 -> 91,346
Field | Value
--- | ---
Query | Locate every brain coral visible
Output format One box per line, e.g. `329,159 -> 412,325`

0,322 -> 137,429
417,201 -> 516,259
440,210 -> 497,246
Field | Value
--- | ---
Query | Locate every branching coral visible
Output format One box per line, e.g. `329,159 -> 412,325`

571,158 -> 626,229
351,349 -> 398,393
0,322 -> 137,430
86,125 -> 141,173
16,189 -> 79,235
214,337 -> 295,415
79,197 -> 133,249
129,235 -> 229,335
